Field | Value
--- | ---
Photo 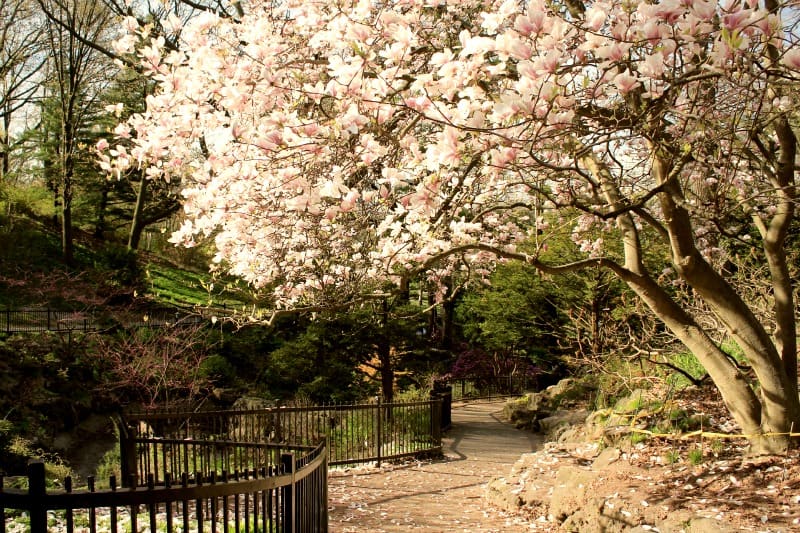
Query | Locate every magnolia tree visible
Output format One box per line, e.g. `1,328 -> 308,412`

100,0 -> 800,453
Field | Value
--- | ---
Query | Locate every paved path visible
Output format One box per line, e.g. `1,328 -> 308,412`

328,400 -> 542,532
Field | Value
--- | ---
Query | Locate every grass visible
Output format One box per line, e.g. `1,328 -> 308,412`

664,449 -> 681,464
144,262 -> 256,310
687,447 -> 704,465
666,352 -> 707,388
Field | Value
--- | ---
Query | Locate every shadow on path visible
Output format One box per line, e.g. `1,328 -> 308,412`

328,400 -> 542,532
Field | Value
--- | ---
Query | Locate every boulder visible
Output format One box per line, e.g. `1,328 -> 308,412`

549,466 -> 598,521
538,409 -> 590,440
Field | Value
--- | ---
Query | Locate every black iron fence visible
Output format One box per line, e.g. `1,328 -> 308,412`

446,374 -> 535,401
0,308 -> 95,333
0,307 -> 205,334
0,439 -> 327,532
120,398 -> 443,469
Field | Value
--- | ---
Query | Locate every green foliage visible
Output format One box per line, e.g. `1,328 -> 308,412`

0,184 -> 55,220
664,449 -> 681,464
198,354 -> 237,386
264,315 -> 378,403
0,218 -> 63,279
456,261 -> 563,362
94,243 -> 142,286
94,445 -> 121,488
687,447 -> 704,465
666,352 -> 707,388
720,339 -> 747,364
7,436 -> 73,487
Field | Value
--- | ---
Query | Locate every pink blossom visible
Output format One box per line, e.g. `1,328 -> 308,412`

782,47 -> 800,71
585,6 -> 607,31
722,10 -> 751,31
692,0 -> 717,21
514,11 -> 547,37
655,0 -> 684,23
613,70 -> 640,93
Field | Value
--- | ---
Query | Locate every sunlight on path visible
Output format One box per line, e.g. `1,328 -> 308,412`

328,400 -> 542,532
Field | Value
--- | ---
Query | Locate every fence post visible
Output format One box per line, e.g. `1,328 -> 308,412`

376,397 -> 382,467
27,461 -> 47,533
432,397 -> 442,445
114,415 -> 138,488
431,380 -> 452,431
281,453 -> 296,533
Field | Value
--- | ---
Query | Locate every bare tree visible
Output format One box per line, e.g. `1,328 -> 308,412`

38,0 -> 115,264
0,0 -> 45,184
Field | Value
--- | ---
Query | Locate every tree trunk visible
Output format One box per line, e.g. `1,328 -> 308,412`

377,336 -> 394,403
652,154 -> 800,453
61,167 -> 74,266
128,172 -> 148,250
377,299 -> 394,403
94,179 -> 110,239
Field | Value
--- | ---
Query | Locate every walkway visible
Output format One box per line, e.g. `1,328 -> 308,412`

328,400 -> 542,532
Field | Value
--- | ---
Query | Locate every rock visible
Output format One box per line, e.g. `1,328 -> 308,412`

231,396 -> 275,410
683,517 -> 736,533
539,409 -> 590,439
502,377 -> 598,432
613,389 -> 648,414
561,497 -> 640,533
52,414 -> 118,481
592,447 -> 621,470
485,476 -> 522,510
549,466 -> 598,521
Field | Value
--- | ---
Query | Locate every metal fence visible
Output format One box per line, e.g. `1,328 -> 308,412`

0,307 -> 204,334
121,398 -> 443,468
447,375 -> 535,401
0,440 -> 327,532
0,308 -> 95,333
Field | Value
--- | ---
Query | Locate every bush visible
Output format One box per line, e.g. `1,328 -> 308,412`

94,244 -> 141,286
199,354 -> 237,385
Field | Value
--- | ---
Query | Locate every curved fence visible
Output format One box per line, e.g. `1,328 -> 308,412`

121,398 -> 443,469
0,440 -> 327,532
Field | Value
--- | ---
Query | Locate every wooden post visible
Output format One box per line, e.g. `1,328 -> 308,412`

27,461 -> 47,533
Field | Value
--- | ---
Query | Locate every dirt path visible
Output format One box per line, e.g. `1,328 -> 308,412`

328,400 -> 542,532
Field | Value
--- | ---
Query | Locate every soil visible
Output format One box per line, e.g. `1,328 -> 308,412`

328,401 -> 542,532
327,395 -> 800,532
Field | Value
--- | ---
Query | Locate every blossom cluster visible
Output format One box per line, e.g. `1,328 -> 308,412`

98,0 -> 800,306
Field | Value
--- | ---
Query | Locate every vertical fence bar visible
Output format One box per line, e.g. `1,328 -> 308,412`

88,476 -> 97,533
27,461 -> 47,533
376,399 -> 382,467
109,475 -> 118,533
281,453 -> 295,533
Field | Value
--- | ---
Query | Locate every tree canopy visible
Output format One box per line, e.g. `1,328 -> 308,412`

101,0 -> 800,453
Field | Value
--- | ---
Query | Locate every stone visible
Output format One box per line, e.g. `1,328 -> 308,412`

538,409 -> 590,439
592,447 -> 622,470
549,465 -> 598,521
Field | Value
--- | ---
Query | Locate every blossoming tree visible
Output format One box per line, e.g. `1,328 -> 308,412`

100,0 -> 800,453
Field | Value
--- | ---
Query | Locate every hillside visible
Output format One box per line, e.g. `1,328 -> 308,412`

0,215 -> 257,480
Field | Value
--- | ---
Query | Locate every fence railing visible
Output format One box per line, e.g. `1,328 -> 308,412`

446,375 -> 535,401
0,307 -> 205,334
120,398 -> 443,469
0,439 -> 327,532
